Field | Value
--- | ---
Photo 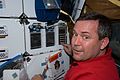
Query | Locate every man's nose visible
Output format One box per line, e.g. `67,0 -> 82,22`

74,35 -> 82,45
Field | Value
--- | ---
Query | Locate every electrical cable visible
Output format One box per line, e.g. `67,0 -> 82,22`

60,10 -> 75,24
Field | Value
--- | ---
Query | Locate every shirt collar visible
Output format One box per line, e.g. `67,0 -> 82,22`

71,48 -> 112,66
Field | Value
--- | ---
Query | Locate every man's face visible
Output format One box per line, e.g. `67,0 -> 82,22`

71,20 -> 104,61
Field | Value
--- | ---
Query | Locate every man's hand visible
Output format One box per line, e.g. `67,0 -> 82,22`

31,74 -> 44,80
62,43 -> 72,56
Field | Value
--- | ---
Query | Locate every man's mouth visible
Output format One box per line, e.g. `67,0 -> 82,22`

72,48 -> 83,52
72,48 -> 84,56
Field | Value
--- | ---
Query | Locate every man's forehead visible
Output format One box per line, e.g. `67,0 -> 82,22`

75,20 -> 99,28
74,20 -> 99,34
77,20 -> 99,24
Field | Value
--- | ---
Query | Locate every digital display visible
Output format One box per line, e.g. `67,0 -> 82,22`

46,28 -> 55,47
29,24 -> 41,49
30,32 -> 41,49
58,23 -> 67,45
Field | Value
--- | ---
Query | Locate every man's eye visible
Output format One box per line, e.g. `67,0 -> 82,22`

83,36 -> 90,40
73,33 -> 78,36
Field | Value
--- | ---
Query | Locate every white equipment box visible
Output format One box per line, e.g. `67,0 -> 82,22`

0,0 -> 70,80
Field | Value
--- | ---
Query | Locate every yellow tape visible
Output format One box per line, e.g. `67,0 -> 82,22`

109,0 -> 120,7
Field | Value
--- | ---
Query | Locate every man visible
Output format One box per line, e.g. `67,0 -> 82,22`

32,12 -> 120,80
63,12 -> 119,80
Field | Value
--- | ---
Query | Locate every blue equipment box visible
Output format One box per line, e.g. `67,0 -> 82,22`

35,0 -> 61,22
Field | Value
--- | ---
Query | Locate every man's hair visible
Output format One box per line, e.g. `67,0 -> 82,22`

76,12 -> 112,40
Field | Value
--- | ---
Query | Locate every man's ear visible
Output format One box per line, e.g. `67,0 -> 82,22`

100,37 -> 109,50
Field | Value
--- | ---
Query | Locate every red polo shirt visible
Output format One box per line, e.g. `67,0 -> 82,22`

64,48 -> 120,80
